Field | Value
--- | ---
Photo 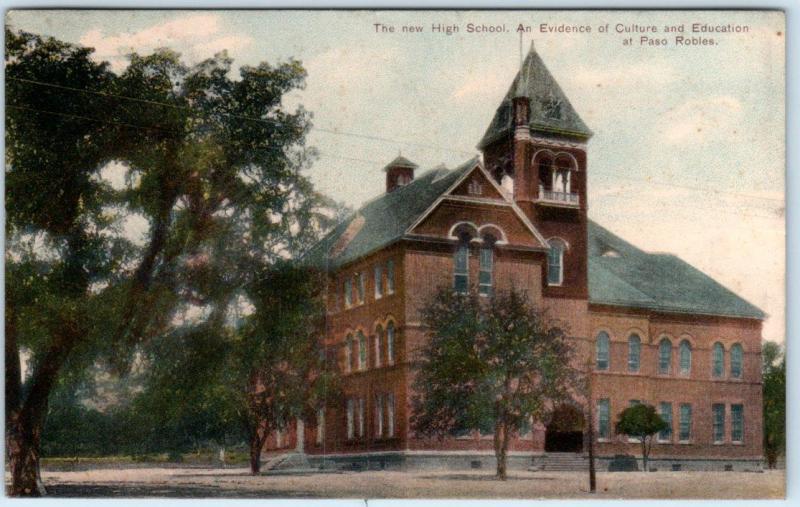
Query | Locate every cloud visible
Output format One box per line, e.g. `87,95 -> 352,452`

79,14 -> 253,71
659,95 -> 743,145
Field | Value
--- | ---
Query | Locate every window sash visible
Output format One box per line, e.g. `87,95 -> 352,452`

374,329 -> 382,367
679,404 -> 692,440
478,246 -> 493,296
386,323 -> 395,364
357,398 -> 365,437
713,404 -> 725,443
659,402 -> 673,441
358,332 -> 367,370
596,333 -> 609,370
731,345 -> 743,378
346,399 -> 355,440
375,395 -> 384,438
679,342 -> 691,374
659,341 -> 671,374
374,265 -> 383,298
598,399 -> 610,439
357,272 -> 365,303
713,344 -> 724,377
386,393 -> 395,437
386,260 -> 395,293
547,244 -> 563,285
344,279 -> 352,307
731,404 -> 744,442
454,243 -> 468,292
628,336 -> 641,372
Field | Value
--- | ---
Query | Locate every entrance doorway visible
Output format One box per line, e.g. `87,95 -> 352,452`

545,404 -> 585,453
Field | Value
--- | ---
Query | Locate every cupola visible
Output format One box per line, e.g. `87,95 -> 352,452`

383,155 -> 418,193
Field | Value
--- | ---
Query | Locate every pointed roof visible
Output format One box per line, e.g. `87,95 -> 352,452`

478,42 -> 592,148
382,155 -> 418,172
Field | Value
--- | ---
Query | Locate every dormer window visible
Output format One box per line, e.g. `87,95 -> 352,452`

544,97 -> 563,119
547,238 -> 566,286
468,179 -> 483,195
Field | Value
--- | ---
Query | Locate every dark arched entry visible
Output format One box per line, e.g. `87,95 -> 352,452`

545,404 -> 585,453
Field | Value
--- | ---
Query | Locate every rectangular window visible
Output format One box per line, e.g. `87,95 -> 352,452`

374,332 -> 382,368
731,404 -> 744,443
713,403 -> 725,443
386,260 -> 395,294
358,333 -> 367,370
386,324 -> 395,365
374,265 -> 383,299
375,394 -> 384,438
679,403 -> 692,441
478,246 -> 493,296
316,408 -> 325,445
357,272 -> 365,303
598,399 -> 610,439
357,398 -> 365,438
659,402 -> 673,442
386,393 -> 395,437
346,399 -> 355,440
344,278 -> 352,308
454,243 -> 469,293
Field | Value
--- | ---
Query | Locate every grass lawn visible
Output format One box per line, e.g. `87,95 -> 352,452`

26,467 -> 785,499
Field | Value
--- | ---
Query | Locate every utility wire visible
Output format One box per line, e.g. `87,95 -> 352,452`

9,76 -> 783,207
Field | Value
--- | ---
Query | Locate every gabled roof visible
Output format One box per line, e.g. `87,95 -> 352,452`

587,221 -> 765,320
478,43 -> 592,148
303,158 -> 476,270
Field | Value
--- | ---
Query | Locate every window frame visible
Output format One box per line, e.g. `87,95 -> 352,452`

454,234 -> 470,293
547,238 -> 566,286
344,334 -> 353,373
346,399 -> 355,440
386,393 -> 395,437
658,338 -> 672,375
374,394 -> 384,438
357,331 -> 367,370
374,264 -> 383,299
478,242 -> 493,296
386,321 -> 395,365
730,343 -> 743,379
386,260 -> 395,294
679,340 -> 692,376
731,404 -> 744,443
679,403 -> 692,442
628,334 -> 641,373
374,325 -> 383,368
712,403 -> 726,444
595,331 -> 610,371
712,342 -> 725,378
658,402 -> 673,443
597,398 -> 610,440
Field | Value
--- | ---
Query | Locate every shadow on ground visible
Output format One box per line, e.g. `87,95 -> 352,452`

45,484 -> 323,498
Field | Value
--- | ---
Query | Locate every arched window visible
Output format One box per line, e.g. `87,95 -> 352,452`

453,232 -> 470,293
595,332 -> 609,370
679,340 -> 692,375
374,325 -> 383,368
479,237 -> 495,296
386,321 -> 395,365
357,331 -> 367,370
658,338 -> 672,374
730,343 -> 743,378
712,342 -> 725,378
547,239 -> 566,286
628,334 -> 641,372
345,334 -> 353,373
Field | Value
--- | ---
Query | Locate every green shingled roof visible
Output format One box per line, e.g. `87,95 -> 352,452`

303,158 -> 476,269
587,221 -> 765,320
478,43 -> 592,148
303,159 -> 762,321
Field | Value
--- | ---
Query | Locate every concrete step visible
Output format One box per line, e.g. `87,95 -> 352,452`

529,453 -> 589,472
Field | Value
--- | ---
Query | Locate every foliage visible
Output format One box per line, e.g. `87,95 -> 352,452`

762,341 -> 785,468
5,28 -> 335,495
614,404 -> 667,471
411,286 -> 580,480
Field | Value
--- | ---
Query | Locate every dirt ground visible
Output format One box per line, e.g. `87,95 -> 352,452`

22,467 -> 785,499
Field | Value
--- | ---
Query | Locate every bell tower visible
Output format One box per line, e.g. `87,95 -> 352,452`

478,42 -> 592,299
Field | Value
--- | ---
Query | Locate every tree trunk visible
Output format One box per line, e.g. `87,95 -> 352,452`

6,415 -> 46,496
494,420 -> 509,481
249,422 -> 268,475
641,438 -> 648,471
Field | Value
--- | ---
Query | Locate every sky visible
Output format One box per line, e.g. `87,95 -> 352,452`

5,9 -> 786,343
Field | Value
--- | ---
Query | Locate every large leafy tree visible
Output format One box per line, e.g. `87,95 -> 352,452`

614,403 -> 667,471
411,287 -> 580,480
5,29 -> 330,495
762,341 -> 785,469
